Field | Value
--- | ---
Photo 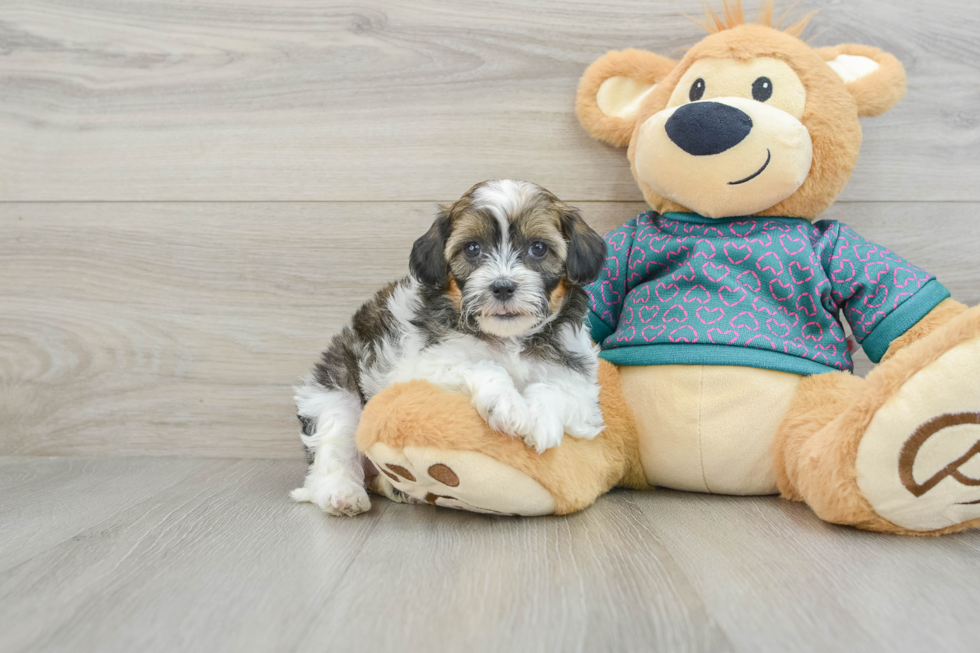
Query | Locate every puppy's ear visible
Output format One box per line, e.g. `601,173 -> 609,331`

410,207 -> 451,289
560,207 -> 606,286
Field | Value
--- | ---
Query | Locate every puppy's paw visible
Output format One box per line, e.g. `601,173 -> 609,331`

565,405 -> 605,440
473,389 -> 532,439
523,388 -> 568,452
291,472 -> 371,516
523,384 -> 604,446
523,409 -> 565,453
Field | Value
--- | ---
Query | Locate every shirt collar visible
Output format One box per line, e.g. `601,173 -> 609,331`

660,211 -> 810,225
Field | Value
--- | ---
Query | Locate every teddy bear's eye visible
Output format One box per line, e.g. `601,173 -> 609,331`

689,78 -> 706,102
752,76 -> 773,102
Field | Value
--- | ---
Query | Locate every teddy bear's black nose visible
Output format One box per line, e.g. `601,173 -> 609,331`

665,101 -> 753,156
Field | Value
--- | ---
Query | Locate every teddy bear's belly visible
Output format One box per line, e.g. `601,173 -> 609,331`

618,364 -> 803,495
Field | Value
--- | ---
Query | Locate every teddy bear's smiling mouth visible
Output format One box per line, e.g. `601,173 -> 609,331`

728,149 -> 771,185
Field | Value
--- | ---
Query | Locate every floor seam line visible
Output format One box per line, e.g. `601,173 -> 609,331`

289,499 -> 392,651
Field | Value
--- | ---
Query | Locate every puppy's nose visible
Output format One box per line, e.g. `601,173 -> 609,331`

490,279 -> 517,301
665,101 -> 753,156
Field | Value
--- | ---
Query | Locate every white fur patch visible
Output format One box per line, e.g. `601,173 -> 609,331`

387,278 -> 421,324
472,179 -> 541,247
294,383 -> 360,451
479,314 -> 539,338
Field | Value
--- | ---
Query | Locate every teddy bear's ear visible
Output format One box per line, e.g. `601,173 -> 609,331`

577,49 -> 677,147
815,44 -> 907,118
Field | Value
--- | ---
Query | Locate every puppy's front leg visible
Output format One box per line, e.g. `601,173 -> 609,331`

523,376 -> 604,452
431,361 -> 536,445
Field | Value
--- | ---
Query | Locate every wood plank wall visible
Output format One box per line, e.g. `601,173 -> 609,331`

2,0 -> 978,457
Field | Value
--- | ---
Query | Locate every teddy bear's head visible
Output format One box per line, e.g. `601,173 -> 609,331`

576,0 -> 907,220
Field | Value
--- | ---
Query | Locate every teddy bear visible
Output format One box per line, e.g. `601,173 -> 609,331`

355,1 -> 980,535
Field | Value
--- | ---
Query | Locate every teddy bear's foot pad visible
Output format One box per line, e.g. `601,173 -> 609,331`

364,442 -> 556,516
857,338 -> 980,531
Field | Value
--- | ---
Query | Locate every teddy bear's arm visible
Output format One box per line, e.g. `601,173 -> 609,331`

820,223 -> 951,363
583,218 -> 639,343
879,298 -> 968,362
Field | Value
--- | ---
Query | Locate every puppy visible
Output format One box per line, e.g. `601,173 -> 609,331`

291,180 -> 608,516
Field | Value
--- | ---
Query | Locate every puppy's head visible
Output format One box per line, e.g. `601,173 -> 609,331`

410,180 -> 605,338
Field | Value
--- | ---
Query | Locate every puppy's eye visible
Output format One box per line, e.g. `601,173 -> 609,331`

752,76 -> 773,102
463,242 -> 481,259
689,78 -> 705,102
527,241 -> 548,259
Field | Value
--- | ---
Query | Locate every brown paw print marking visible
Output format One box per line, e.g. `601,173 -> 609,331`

427,464 -> 460,487
899,412 -> 980,498
425,492 -> 456,505
381,469 -> 399,482
386,464 -> 416,482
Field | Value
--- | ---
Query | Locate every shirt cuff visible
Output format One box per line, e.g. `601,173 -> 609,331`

586,310 -> 614,345
862,280 -> 951,363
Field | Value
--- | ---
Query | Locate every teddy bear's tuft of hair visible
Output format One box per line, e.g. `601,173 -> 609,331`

694,0 -> 817,38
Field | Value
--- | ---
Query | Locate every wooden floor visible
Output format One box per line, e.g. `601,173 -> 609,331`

0,456 -> 977,653
2,1 -> 980,651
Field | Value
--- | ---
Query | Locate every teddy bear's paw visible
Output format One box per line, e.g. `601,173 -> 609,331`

368,471 -> 424,505
363,442 -> 556,516
856,337 -> 980,532
291,472 -> 372,517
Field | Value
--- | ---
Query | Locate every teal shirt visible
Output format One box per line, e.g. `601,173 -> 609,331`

584,211 -> 949,376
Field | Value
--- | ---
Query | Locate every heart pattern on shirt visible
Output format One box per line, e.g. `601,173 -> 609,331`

585,214 -> 936,372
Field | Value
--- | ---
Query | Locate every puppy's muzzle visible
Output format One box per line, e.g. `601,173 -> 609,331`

490,279 -> 518,301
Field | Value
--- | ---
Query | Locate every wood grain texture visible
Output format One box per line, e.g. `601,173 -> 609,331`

2,201 -> 978,457
634,490 -> 980,653
298,489 -> 732,653
0,0 -> 978,202
0,456 -> 221,573
1,456 -> 978,653
0,457 -> 388,653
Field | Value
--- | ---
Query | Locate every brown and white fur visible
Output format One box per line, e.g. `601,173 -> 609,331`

291,180 -> 608,516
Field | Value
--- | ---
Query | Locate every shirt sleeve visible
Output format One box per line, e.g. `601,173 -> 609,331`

582,218 -> 638,344
818,222 -> 950,363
